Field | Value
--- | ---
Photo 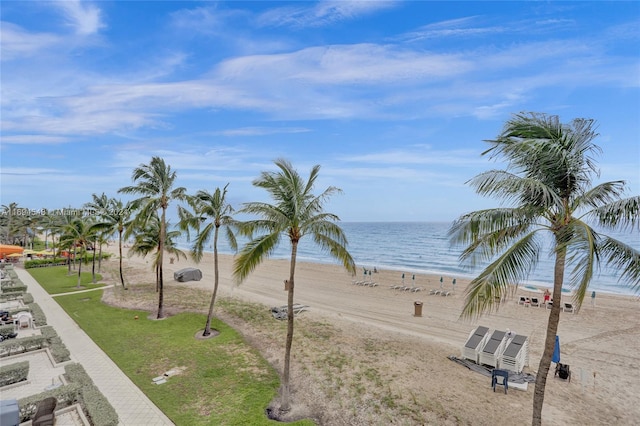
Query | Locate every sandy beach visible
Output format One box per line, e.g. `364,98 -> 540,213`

101,245 -> 640,425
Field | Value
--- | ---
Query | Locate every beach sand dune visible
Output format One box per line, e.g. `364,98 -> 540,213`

105,246 -> 640,425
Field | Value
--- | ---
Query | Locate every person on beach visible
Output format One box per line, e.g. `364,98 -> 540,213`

544,289 -> 551,305
591,291 -> 596,307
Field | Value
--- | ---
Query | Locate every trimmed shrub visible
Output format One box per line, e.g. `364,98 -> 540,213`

0,360 -> 29,386
0,292 -> 24,301
27,303 -> 46,326
18,383 -> 81,423
0,335 -> 47,357
41,326 -> 71,363
22,293 -> 34,304
65,363 -> 119,426
0,324 -> 16,338
24,258 -> 69,269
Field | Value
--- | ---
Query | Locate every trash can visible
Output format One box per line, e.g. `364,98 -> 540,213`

414,301 -> 423,317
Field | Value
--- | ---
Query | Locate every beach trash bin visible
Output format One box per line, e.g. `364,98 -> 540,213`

414,301 -> 423,317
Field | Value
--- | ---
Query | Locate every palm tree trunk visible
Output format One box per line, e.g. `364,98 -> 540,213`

157,263 -> 164,319
532,246 -> 566,425
76,254 -> 83,288
98,242 -> 103,273
118,229 -> 126,289
280,241 -> 298,413
91,239 -> 97,283
203,227 -> 220,336
157,206 -> 166,319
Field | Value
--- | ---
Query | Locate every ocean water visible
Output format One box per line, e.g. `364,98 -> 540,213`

175,222 -> 640,296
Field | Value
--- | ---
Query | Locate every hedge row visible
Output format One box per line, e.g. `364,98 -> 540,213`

64,363 -> 119,426
0,292 -> 24,302
40,326 -> 71,363
28,303 -> 46,326
0,335 -> 47,357
0,360 -> 29,387
24,258 -> 69,269
0,284 -> 27,293
18,382 -> 82,423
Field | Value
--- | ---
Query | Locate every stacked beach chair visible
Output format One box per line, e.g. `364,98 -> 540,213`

461,326 -> 491,364
500,334 -> 529,373
479,330 -> 509,368
461,327 -> 530,374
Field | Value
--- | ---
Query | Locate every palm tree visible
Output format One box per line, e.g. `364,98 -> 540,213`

85,193 -> 110,283
109,198 -> 134,288
119,156 -> 186,319
129,215 -> 186,291
179,184 -> 238,337
449,112 -> 640,426
86,194 -> 133,288
233,159 -> 356,412
51,208 -> 81,274
59,217 -> 100,288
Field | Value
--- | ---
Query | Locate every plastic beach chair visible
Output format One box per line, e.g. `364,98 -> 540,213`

492,369 -> 509,394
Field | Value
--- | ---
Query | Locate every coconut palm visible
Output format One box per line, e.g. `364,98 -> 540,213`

129,214 -> 186,291
59,217 -> 101,288
119,157 -> 186,318
179,184 -> 238,337
86,194 -> 133,288
233,159 -> 356,412
449,112 -> 640,426
85,193 -> 110,283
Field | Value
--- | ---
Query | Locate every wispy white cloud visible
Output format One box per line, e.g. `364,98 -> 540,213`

0,135 -> 71,145
53,0 -> 105,35
257,1 -> 397,28
213,127 -> 311,137
0,23 -> 61,60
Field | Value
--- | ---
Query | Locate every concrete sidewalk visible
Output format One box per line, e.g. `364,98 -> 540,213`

16,268 -> 174,426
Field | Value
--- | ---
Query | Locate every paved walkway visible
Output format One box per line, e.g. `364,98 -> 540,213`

15,268 -> 175,426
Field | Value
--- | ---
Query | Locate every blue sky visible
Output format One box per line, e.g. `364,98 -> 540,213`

1,1 -> 639,222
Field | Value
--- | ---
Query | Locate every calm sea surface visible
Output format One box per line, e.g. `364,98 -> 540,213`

176,222 -> 639,296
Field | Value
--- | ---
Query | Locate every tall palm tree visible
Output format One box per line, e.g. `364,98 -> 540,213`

109,198 -> 134,288
119,156 -> 186,318
59,217 -> 100,288
179,184 -> 238,337
448,113 -> 640,426
129,215 -> 186,291
86,194 -> 133,288
233,159 -> 356,412
85,193 -> 110,283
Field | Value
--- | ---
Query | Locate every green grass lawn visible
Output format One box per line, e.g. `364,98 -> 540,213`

52,290 -> 312,425
28,265 -> 106,294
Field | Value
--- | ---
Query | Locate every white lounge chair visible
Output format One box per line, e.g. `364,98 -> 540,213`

479,330 -> 509,368
461,326 -> 490,364
563,303 -> 575,313
500,334 -> 529,373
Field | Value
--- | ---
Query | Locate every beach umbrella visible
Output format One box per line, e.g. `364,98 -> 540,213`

552,335 -> 561,364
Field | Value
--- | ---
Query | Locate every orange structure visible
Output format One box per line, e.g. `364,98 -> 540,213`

0,245 -> 24,259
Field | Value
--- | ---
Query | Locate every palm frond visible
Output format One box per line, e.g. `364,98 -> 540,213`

587,196 -> 640,231
233,233 -> 280,283
460,232 -> 541,320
